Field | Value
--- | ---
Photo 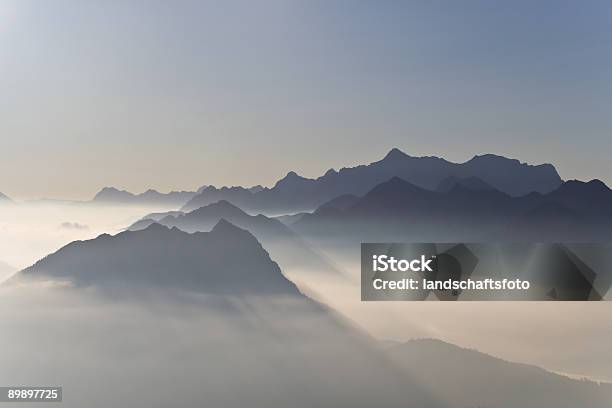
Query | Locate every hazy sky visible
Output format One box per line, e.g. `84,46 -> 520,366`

1,0 -> 611,200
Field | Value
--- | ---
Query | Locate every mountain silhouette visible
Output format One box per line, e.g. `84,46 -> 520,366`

128,201 -> 340,275
92,187 -> 197,206
542,179 -> 612,217
130,200 -> 288,235
295,177 -> 612,242
389,339 -> 612,408
249,185 -> 265,193
181,148 -> 562,214
16,220 -> 303,296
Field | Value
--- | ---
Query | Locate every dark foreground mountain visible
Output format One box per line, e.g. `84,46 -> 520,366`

17,220 -> 302,295
6,220 -> 438,408
181,148 -> 562,213
92,186 -> 199,207
295,177 -> 612,242
128,200 -> 340,276
389,339 -> 612,408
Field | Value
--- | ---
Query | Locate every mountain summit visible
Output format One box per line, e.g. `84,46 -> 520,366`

17,220 -> 302,296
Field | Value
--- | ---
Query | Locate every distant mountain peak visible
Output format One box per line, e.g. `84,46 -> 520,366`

323,168 -> 337,177
98,186 -> 127,194
273,171 -> 312,188
93,187 -> 135,201
285,171 -> 301,179
363,176 -> 434,199
210,199 -> 241,209
382,148 -> 410,161
189,200 -> 248,217
212,218 -> 246,234
140,221 -> 168,232
469,153 -> 517,162
378,176 -> 421,190
248,185 -> 265,194
92,186 -> 197,206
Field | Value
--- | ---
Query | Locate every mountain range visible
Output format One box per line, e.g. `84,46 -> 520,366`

294,176 -> 612,242
9,219 -> 612,407
182,148 -> 562,214
91,184 -> 266,207
91,186 -> 202,207
127,200 -> 340,276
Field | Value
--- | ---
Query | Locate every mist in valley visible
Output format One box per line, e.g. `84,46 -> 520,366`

0,201 -> 176,271
1,201 -> 612,407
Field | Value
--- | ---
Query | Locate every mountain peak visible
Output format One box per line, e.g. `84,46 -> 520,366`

273,171 -> 312,189
383,148 -> 410,161
189,200 -> 248,219
469,153 -> 516,162
18,217 -> 301,296
93,187 -> 135,201
364,176 -> 433,198
211,218 -> 248,235
323,168 -> 337,177
141,221 -> 169,233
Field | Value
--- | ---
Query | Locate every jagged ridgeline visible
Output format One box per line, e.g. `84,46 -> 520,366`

127,200 -> 340,276
180,149 -> 563,213
16,220 -> 302,295
294,177 -> 612,242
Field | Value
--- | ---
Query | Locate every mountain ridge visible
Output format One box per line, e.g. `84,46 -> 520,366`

128,200 -> 340,276
16,219 -> 303,296
92,186 -> 198,206
389,338 -> 612,407
294,176 -> 612,242
181,148 -> 562,213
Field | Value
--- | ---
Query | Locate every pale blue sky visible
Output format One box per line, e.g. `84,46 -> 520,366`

1,0 -> 611,199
